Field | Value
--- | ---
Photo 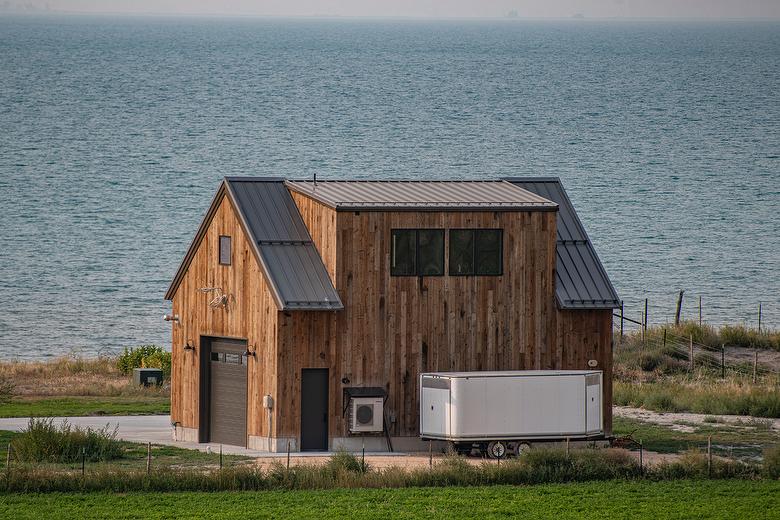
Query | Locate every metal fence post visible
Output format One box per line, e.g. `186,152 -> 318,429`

219,444 -> 223,469
81,447 -> 86,476
721,345 -> 725,379
286,440 -> 291,470
707,436 -> 712,478
146,442 -> 151,474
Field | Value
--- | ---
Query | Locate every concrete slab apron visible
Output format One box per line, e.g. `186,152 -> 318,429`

0,415 -> 409,457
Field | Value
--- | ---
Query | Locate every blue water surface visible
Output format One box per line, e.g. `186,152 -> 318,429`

0,16 -> 778,358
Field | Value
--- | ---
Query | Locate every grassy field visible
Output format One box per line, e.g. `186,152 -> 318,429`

0,397 -> 169,418
1,480 -> 778,519
0,357 -> 169,417
614,322 -> 780,417
613,417 -> 778,460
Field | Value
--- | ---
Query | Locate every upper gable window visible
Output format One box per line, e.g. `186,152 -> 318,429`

391,229 -> 444,276
449,229 -> 503,276
218,235 -> 231,265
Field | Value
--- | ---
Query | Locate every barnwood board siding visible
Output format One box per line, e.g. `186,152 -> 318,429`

170,194 -> 279,441
279,199 -> 562,439
555,309 -> 614,433
289,191 -> 338,283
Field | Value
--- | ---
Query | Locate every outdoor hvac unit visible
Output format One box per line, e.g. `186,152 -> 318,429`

349,397 -> 384,433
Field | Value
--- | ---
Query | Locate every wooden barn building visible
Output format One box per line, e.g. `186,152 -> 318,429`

164,178 -> 619,451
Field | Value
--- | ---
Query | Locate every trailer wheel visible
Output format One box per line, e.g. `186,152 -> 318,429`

487,441 -> 507,459
513,442 -> 532,456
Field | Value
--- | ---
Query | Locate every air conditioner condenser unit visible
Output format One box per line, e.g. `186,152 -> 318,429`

349,397 -> 384,433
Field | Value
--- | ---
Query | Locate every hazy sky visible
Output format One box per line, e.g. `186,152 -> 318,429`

13,0 -> 780,19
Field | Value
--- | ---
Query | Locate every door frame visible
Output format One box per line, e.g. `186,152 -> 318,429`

300,368 -> 329,451
199,335 -> 249,444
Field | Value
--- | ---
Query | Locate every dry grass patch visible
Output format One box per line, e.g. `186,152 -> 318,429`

0,356 -> 168,398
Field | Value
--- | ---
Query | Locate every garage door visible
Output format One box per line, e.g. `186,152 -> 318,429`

208,338 -> 247,446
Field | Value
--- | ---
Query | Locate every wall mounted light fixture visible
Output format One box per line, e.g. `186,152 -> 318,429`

244,345 -> 257,358
183,340 -> 195,352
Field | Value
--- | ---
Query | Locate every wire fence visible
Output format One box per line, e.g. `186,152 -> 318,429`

616,320 -> 780,381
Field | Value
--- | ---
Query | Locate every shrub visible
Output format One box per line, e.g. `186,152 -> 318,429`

117,345 -> 171,379
652,450 -> 758,480
325,450 -> 369,475
763,446 -> 780,479
720,325 -> 780,351
11,418 -> 122,463
0,375 -> 14,403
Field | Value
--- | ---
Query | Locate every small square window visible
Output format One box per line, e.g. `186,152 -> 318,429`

219,236 -> 231,265
449,229 -> 503,276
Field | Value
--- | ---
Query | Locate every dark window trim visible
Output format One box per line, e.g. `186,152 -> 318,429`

448,228 -> 504,277
390,228 -> 445,277
218,235 -> 231,266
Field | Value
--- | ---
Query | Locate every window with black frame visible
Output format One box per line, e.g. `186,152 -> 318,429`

391,229 -> 444,276
449,229 -> 503,276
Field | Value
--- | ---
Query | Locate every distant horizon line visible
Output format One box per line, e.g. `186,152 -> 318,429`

1,11 -> 780,23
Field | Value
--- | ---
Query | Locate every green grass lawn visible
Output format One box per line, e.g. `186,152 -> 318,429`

613,416 -> 779,459
1,480 -> 778,519
0,396 -> 169,418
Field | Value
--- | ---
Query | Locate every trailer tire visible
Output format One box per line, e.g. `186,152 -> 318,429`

487,441 -> 508,459
513,442 -> 532,456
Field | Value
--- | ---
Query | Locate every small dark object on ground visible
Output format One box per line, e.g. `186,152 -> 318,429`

133,368 -> 163,387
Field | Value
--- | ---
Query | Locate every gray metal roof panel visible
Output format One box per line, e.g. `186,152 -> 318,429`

505,177 -> 620,310
285,180 -> 557,211
226,179 -> 343,311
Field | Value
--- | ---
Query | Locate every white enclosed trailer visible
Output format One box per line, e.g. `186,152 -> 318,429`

420,370 -> 603,458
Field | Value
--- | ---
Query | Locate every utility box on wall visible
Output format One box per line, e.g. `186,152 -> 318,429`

133,368 -> 163,386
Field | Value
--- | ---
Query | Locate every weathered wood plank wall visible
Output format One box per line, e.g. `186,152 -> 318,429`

555,309 -> 614,433
170,194 -> 278,442
279,199 -> 574,439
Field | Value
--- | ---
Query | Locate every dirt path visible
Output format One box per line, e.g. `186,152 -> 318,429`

614,406 -> 780,431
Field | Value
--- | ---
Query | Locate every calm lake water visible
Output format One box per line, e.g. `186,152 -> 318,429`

0,16 -> 778,359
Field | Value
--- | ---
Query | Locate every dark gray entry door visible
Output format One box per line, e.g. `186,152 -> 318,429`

208,338 -> 247,447
300,368 -> 328,451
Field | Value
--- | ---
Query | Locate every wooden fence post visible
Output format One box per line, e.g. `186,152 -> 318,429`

675,291 -> 684,326
753,351 -> 758,384
639,440 -> 643,473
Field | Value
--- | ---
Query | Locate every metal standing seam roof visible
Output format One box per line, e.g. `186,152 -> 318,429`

285,180 -> 557,211
505,177 -> 620,310
165,177 -> 342,311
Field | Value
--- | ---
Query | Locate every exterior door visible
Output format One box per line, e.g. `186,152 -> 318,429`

586,377 -> 602,433
300,368 -> 328,451
206,338 -> 248,446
